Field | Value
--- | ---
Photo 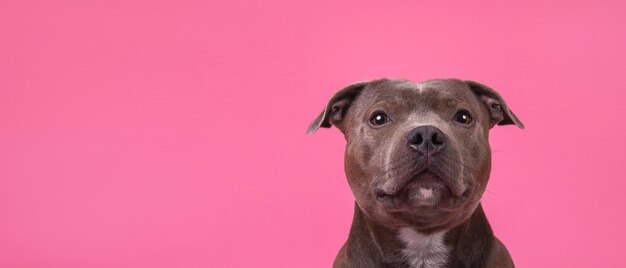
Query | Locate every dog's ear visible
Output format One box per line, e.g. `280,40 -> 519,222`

465,80 -> 525,129
307,81 -> 369,134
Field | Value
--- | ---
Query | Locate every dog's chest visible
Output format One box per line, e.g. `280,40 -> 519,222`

397,228 -> 450,268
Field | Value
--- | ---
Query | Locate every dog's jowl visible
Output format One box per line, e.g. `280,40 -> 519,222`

308,79 -> 523,268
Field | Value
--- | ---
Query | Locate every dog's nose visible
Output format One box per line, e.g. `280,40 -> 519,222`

407,126 -> 446,155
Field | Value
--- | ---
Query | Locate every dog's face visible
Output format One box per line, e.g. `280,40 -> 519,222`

309,79 -> 523,232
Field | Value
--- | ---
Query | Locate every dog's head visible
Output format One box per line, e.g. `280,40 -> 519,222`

308,79 -> 523,232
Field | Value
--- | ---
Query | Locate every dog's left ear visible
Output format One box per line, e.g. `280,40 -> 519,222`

307,81 -> 369,134
465,80 -> 525,129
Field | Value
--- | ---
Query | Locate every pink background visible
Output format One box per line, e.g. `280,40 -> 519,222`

1,0 -> 626,267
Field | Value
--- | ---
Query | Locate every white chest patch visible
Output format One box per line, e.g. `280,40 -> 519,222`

397,228 -> 450,268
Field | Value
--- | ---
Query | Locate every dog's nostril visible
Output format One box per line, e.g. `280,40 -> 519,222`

407,126 -> 445,153
432,132 -> 444,146
414,134 -> 423,145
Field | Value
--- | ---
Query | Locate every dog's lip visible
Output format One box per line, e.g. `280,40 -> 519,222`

374,171 -> 449,199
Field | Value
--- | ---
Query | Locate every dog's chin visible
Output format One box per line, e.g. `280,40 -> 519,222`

375,172 -> 467,212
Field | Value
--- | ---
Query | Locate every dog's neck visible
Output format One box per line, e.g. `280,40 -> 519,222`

396,227 -> 449,268
336,203 -> 494,268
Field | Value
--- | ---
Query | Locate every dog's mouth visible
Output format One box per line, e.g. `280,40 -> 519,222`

374,171 -> 462,209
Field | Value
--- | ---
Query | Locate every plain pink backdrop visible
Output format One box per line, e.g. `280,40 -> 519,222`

1,0 -> 626,267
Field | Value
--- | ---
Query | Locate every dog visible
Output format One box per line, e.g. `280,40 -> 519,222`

308,78 -> 523,268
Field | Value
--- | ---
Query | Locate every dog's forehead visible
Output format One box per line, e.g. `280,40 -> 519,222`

360,79 -> 475,107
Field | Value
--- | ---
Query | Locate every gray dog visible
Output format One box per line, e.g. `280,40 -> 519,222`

308,79 -> 523,268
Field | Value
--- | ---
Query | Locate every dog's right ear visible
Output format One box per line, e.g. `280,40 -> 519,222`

307,82 -> 369,134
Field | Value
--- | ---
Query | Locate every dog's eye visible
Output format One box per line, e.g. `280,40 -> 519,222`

370,112 -> 389,126
453,111 -> 473,125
